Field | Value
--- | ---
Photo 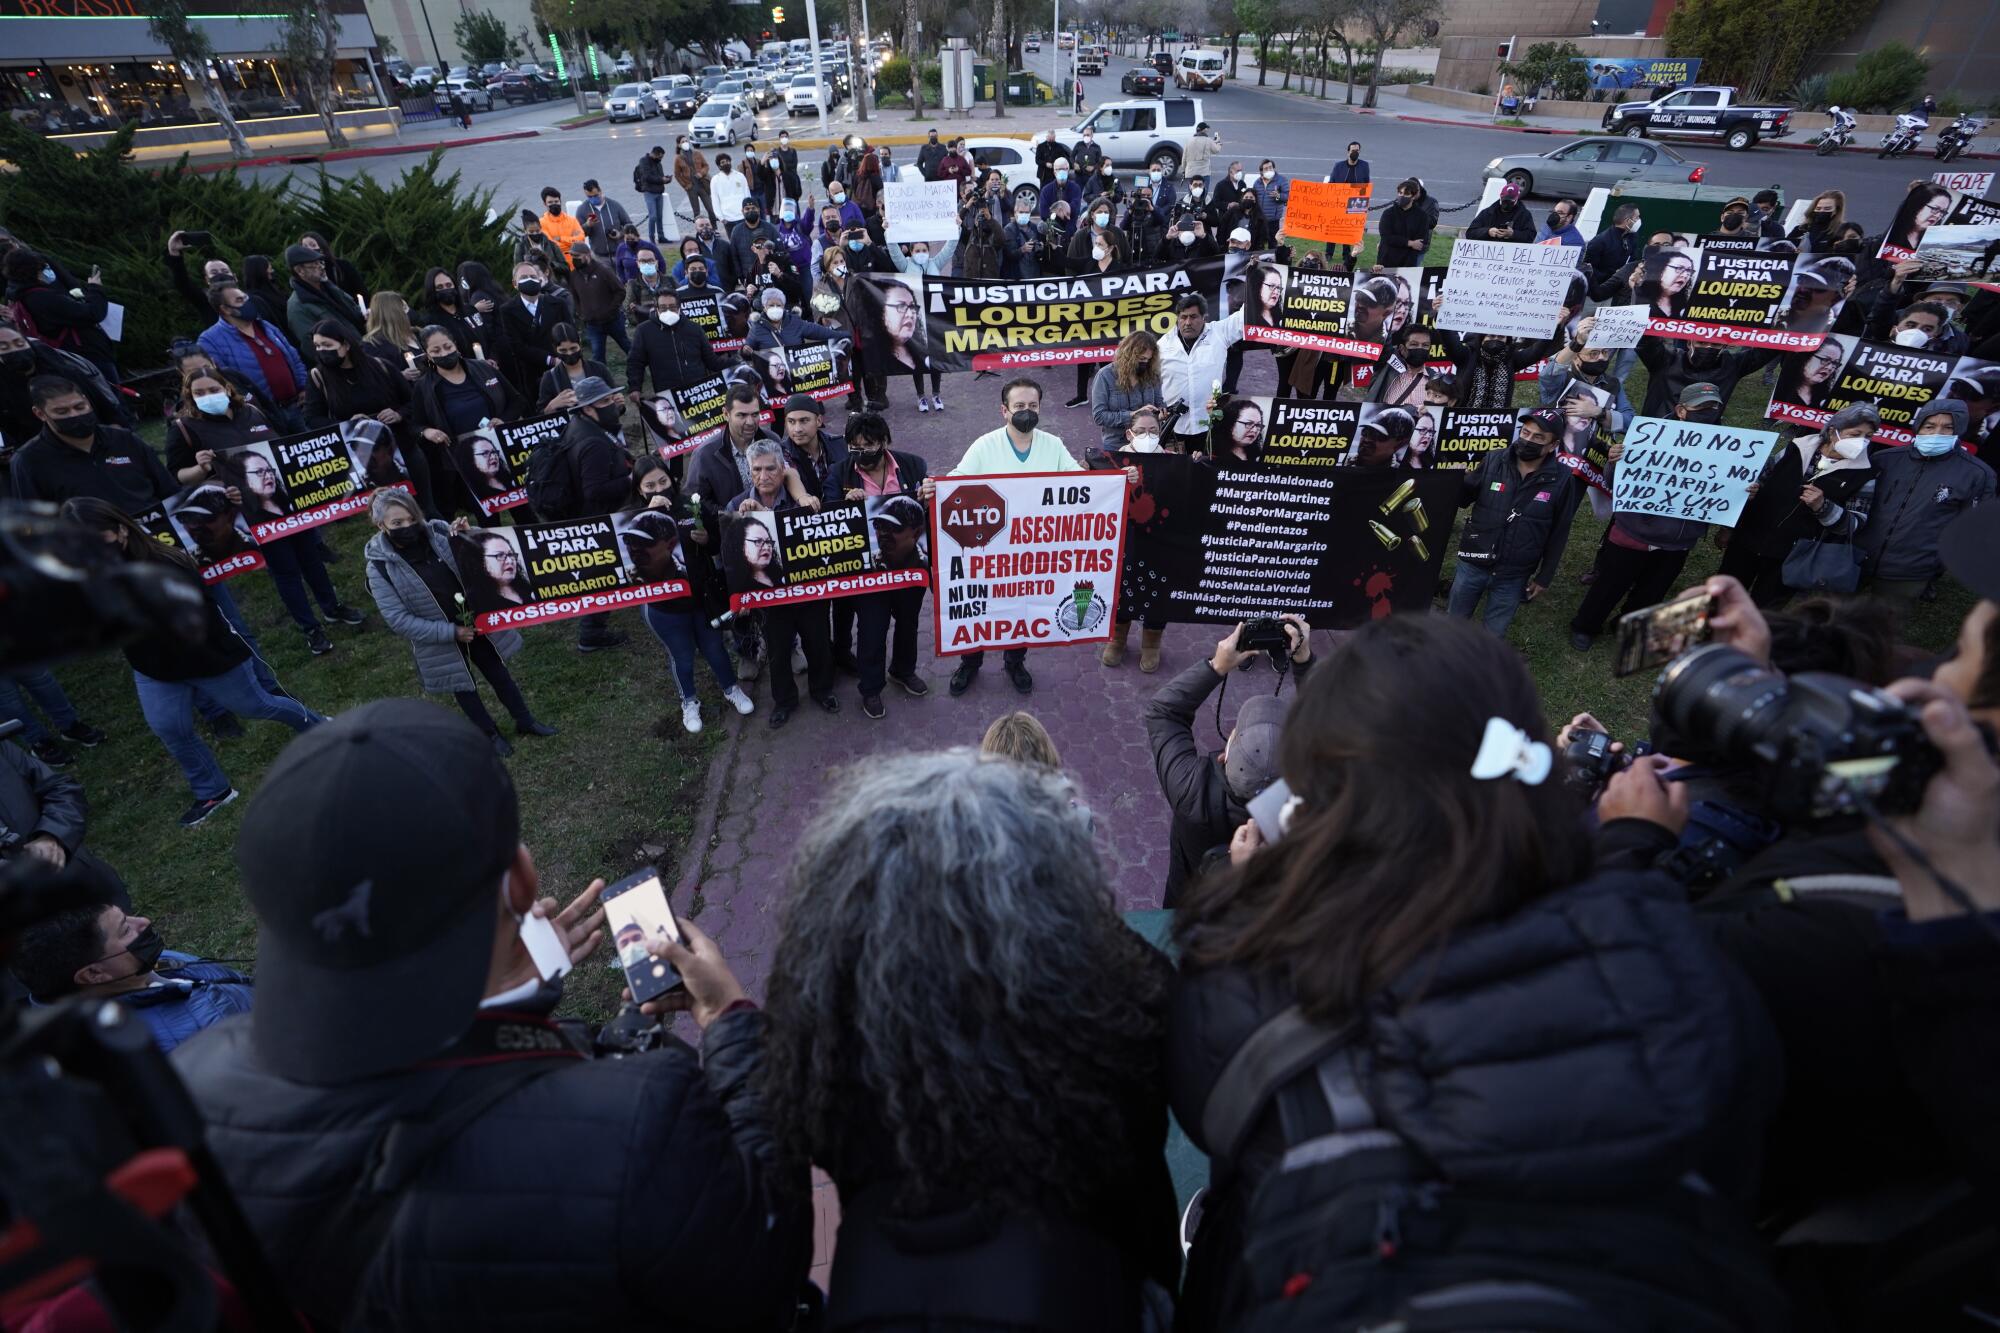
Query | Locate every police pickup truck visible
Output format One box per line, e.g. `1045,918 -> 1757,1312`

1601,85 -> 1794,151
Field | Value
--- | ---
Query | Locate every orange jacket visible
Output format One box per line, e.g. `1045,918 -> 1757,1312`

538,210 -> 588,268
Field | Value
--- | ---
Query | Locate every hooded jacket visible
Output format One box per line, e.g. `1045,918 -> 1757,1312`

1731,434 -> 1876,559
1466,198 -> 1535,243
1169,863 -> 1786,1333
364,521 -> 525,693
1854,440 -> 1996,580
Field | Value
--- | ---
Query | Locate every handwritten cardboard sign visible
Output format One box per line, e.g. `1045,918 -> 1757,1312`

1435,239 -> 1580,340
1281,180 -> 1372,247
1611,416 -> 1775,528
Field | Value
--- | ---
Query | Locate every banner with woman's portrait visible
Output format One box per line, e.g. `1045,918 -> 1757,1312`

1877,181 -> 1959,262
721,498 -> 930,613
218,422 -> 407,541
1241,265 -> 1383,360
1645,249 -> 1818,350
634,374 -> 770,460
876,256 -> 1228,373
452,415 -> 568,517
1766,338 -> 1955,444
450,518 -> 691,631
135,489 -> 265,583
735,340 -> 854,404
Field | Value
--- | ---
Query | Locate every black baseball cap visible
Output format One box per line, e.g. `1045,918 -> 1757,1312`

237,698 -> 520,1084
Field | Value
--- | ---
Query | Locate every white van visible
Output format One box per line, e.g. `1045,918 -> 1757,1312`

787,38 -> 813,56
1174,48 -> 1226,91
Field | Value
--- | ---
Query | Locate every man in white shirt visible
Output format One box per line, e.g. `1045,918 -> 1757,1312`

1157,292 -> 1246,452
710,151 -> 751,226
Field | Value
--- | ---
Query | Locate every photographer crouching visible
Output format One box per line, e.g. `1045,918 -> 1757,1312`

1554,506 -> 2000,1330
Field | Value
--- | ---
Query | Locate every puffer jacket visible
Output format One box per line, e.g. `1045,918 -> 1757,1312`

172,1006 -> 812,1331
1169,863 -> 1786,1333
1854,441 -> 1996,581
363,521 -> 523,693
120,952 -> 255,1052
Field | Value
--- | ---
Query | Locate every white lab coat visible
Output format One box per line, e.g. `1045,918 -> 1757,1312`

1157,309 -> 1246,441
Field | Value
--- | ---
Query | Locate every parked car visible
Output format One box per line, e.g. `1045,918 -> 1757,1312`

1121,67 -> 1165,96
605,82 -> 659,122
961,136 -> 1045,210
408,65 -> 439,86
490,71 -> 546,103
786,73 -> 829,117
690,95 -> 755,145
479,62 -> 509,81
1072,95 -> 1205,172
1601,85 -> 1795,152
613,54 -> 637,75
433,78 -> 492,112
1481,136 -> 1707,198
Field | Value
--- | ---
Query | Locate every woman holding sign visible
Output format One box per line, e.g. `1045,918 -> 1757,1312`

362,490 -> 558,758
302,320 -> 438,519
889,239 -> 957,413
408,326 -> 526,517
625,456 -> 754,734
170,369 -> 366,657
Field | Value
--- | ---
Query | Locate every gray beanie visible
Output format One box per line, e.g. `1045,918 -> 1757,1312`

1824,402 -> 1880,435
1224,693 -> 1290,801
1912,396 -> 1967,438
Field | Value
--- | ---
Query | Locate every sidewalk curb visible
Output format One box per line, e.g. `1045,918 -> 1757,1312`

188,128 -> 541,173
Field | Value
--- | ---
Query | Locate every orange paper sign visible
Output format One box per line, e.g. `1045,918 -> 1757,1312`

1282,180 -> 1372,247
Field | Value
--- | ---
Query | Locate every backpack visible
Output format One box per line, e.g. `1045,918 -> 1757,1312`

525,431 -> 580,519
1204,1007 -> 1787,1332
7,292 -> 81,352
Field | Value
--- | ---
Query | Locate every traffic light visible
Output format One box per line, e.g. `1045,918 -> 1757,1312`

771,5 -> 784,21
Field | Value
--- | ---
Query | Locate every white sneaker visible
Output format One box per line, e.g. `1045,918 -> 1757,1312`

722,685 -> 754,715
680,698 -> 703,734
929,395 -> 944,412
916,396 -> 930,413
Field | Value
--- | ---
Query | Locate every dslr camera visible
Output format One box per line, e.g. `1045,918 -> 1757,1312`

1648,644 -> 1941,824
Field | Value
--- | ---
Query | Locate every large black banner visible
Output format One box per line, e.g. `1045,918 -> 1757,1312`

1123,453 -> 1456,627
452,415 -> 568,518
721,498 -> 931,613
867,257 -> 1228,373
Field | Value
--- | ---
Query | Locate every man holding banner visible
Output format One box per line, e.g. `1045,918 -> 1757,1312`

548,378 -> 634,652
730,440 -> 838,727
1447,408 -> 1576,636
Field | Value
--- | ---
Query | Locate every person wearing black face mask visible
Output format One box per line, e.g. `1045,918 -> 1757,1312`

362,488 -> 557,756
1449,408 -> 1578,634
1635,332 -> 1777,419
409,326 -> 526,517
496,261 -> 572,401
417,266 -> 480,365
1433,328 -> 1554,411
1540,316 -> 1633,432
728,201 -> 781,286
549,376 -> 633,651
8,885 -> 255,1054
824,413 -> 931,718
12,373 -> 176,511
0,320 -> 127,452
1569,382 -> 1727,651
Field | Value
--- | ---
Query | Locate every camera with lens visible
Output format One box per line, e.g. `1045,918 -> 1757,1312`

1238,617 -> 1293,658
1650,644 -> 1941,824
1560,728 -> 1651,800
591,1001 -> 667,1056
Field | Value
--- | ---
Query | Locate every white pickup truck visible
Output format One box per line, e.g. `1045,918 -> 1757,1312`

1601,85 -> 1795,152
1072,95 -> 1205,173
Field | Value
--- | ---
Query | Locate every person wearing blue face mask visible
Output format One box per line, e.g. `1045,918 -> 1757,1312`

1855,396 -> 1996,611
1037,157 -> 1084,222
3,246 -> 119,386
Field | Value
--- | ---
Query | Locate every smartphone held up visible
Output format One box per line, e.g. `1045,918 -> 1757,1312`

600,868 -> 685,1004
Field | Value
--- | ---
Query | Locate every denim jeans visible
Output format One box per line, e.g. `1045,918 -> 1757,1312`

642,602 -> 739,701
585,318 -> 632,362
644,191 -> 666,242
207,583 -> 283,697
133,660 -> 325,800
259,532 -> 340,632
1445,563 -> 1530,636
0,670 -> 80,743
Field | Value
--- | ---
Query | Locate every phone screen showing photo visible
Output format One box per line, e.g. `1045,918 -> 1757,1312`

599,868 -> 684,1004
1613,589 -> 1715,678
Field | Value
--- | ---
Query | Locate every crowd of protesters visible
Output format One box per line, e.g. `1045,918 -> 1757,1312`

2,116 -> 1999,1333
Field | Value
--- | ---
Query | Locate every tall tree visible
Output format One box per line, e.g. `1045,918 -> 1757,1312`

1351,0 -> 1436,108
905,0 -> 926,115
990,0 -> 1007,117
847,0 -> 871,121
275,0 -> 349,149
454,12 -> 520,65
147,0 -> 251,159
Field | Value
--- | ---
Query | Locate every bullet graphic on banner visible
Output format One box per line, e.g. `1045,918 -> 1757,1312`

1411,534 -> 1430,562
1379,478 -> 1416,516
1403,496 -> 1429,533
1368,520 -> 1401,551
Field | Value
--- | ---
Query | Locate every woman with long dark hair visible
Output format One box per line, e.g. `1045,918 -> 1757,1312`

626,455 -> 753,734
761,750 -> 1180,1326
536,322 -> 609,414
417,265 -> 481,362
239,254 -> 291,342
57,497 -> 326,828
407,324 -> 525,516
303,318 -> 437,517
166,364 -> 366,654
1169,615 -> 1787,1332
1883,182 -> 1953,256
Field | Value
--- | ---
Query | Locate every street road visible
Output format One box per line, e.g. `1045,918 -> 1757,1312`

272,60 -> 1955,238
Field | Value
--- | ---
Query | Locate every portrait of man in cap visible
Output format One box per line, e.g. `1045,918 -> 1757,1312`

166,482 -> 255,562
868,494 -> 929,571
616,507 -> 686,585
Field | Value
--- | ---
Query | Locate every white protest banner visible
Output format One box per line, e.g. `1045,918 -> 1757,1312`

1935,171 -> 1995,198
883,178 -> 961,243
1585,304 -> 1651,350
1611,416 -> 1776,528
930,471 -> 1127,655
99,302 -> 125,343
1435,239 -> 1581,340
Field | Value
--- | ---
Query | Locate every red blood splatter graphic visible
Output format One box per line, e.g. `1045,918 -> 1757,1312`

1128,489 -> 1159,524
1351,567 -> 1397,620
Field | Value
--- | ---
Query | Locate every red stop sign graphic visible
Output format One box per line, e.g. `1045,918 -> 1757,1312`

939,483 -> 1007,549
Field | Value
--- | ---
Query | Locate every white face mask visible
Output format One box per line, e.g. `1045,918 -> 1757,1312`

1190,184 -> 1204,197
658,310 -> 680,326
1149,170 -> 1162,183
1178,230 -> 1195,246
762,304 -> 785,321
194,391 -> 230,416
1230,169 -> 1242,181
1830,434 -> 1868,459
1260,169 -> 1274,181
1093,211 -> 1110,227
830,188 -> 845,201
831,264 -> 847,278
1893,327 -> 1931,347
1092,245 -> 1108,262
1127,432 -> 1161,453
